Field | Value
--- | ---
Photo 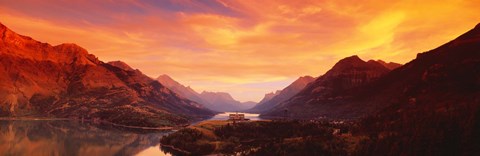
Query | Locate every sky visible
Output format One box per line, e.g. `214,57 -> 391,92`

1,0 -> 480,102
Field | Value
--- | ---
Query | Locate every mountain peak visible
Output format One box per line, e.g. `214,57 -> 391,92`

157,74 -> 173,80
53,43 -> 99,65
336,55 -> 364,66
373,59 -> 402,70
343,55 -> 361,61
453,22 -> 480,41
0,23 -> 98,65
328,55 -> 368,73
108,61 -> 135,71
299,75 -> 314,81
156,74 -> 182,88
258,90 -> 281,104
199,91 -> 248,111
200,91 -> 235,100
291,75 -> 315,87
54,43 -> 87,52
0,22 -> 6,34
0,23 -> 35,45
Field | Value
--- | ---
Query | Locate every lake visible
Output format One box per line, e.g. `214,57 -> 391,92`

0,120 -> 173,156
207,112 -> 262,121
0,112 -> 261,156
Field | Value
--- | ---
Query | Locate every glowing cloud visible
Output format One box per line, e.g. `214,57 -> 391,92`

1,0 -> 479,101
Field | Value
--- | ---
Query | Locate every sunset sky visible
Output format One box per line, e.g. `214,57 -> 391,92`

1,0 -> 480,102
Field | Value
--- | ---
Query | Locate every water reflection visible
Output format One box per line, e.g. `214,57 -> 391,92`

0,120 -> 172,156
208,112 -> 262,120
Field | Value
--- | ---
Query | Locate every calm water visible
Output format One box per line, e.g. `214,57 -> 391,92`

0,112 -> 261,156
0,120 -> 172,156
207,112 -> 262,120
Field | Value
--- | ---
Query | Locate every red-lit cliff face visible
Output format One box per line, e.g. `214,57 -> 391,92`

0,23 -> 213,127
107,61 -> 135,71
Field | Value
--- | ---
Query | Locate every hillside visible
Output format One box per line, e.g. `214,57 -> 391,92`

0,22 -> 214,127
249,76 -> 315,113
263,55 -> 391,118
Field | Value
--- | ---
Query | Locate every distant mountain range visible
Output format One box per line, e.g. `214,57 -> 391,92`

198,91 -> 256,112
156,74 -> 210,107
0,22 -> 214,127
248,76 -> 315,113
156,74 -> 255,112
257,90 -> 281,104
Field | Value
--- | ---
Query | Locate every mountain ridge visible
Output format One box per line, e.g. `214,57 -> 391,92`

262,23 -> 480,121
155,74 -> 211,108
248,76 -> 315,113
351,22 -> 480,155
0,22 -> 214,127
262,55 -> 392,118
199,91 -> 252,111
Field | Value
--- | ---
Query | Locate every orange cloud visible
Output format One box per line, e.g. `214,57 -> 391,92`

1,0 -> 480,102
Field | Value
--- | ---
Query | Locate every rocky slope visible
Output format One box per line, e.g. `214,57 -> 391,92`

257,90 -> 281,104
0,22 -> 214,127
107,61 -> 135,71
155,74 -> 210,108
248,76 -> 315,113
262,55 -> 392,118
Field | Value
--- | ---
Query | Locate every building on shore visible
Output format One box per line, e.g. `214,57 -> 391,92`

228,113 -> 248,121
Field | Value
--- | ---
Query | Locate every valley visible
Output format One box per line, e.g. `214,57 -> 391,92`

0,1 -> 479,155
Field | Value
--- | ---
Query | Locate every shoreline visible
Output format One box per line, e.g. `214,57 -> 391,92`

0,117 -> 183,130
102,121 -> 176,130
0,117 -> 70,121
159,144 -> 191,155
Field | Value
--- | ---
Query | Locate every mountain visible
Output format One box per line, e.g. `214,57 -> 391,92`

107,61 -> 135,71
262,55 -> 391,118
375,60 -> 402,70
257,90 -> 281,104
199,91 -> 248,112
0,22 -> 213,127
249,76 -> 315,113
155,74 -> 210,106
353,23 -> 480,155
241,101 -> 258,109
261,23 -> 480,155
156,74 -> 254,112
